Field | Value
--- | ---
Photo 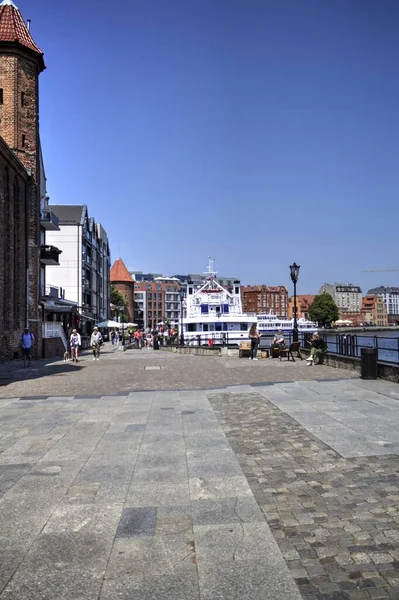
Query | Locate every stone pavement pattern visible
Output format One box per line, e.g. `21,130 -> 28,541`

2,349 -> 399,599
0,344 -> 357,398
0,387 -> 301,600
209,379 -> 399,600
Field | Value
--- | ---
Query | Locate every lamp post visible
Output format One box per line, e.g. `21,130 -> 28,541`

117,305 -> 125,347
289,263 -> 300,343
179,288 -> 185,347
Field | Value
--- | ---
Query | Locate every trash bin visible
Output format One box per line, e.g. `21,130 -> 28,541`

361,347 -> 378,380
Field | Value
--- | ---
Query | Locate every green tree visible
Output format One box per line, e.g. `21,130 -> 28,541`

308,293 -> 339,327
110,285 -> 127,308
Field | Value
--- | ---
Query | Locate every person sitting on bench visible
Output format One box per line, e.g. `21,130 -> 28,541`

270,329 -> 285,358
307,333 -> 327,365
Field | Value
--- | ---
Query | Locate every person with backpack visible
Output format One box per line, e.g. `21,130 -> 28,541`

90,327 -> 103,361
20,327 -> 35,367
70,329 -> 81,362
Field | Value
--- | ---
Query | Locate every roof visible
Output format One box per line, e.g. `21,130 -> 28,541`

0,1 -> 45,69
111,259 -> 133,283
51,205 -> 86,224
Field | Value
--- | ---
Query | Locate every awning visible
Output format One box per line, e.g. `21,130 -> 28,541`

42,302 -> 76,313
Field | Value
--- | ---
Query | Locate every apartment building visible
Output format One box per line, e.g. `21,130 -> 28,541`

361,294 -> 388,326
287,295 -> 316,319
133,278 -> 181,329
46,205 -> 111,333
319,283 -> 363,313
241,285 -> 288,316
368,287 -> 399,323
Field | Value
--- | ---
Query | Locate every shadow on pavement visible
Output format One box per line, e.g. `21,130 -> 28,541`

0,359 -> 84,387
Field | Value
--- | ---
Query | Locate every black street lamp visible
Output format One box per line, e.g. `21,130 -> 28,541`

117,304 -> 126,347
289,263 -> 300,343
179,288 -> 185,347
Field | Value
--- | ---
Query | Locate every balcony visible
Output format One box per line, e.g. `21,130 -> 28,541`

40,245 -> 62,266
40,209 -> 60,231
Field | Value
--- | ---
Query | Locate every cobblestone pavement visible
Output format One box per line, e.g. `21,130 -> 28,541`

0,345 -> 357,398
209,379 -> 399,600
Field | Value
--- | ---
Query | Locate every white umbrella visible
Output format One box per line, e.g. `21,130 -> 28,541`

123,322 -> 138,327
96,320 -> 121,328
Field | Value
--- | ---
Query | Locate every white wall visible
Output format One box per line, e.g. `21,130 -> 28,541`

46,225 -> 82,307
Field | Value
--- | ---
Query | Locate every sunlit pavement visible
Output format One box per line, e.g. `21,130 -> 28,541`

2,350 -> 398,598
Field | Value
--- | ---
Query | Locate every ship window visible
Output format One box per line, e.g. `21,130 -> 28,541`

240,323 -> 247,331
188,324 -> 196,332
201,304 -> 209,314
203,324 -> 208,331
215,323 -> 222,331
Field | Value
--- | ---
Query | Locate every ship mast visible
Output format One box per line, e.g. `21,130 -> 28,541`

205,257 -> 217,280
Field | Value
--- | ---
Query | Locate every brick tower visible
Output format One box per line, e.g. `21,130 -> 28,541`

0,0 -> 46,354
0,0 -> 45,174
110,259 -> 135,321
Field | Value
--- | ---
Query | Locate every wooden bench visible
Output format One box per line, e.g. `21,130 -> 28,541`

239,341 -> 251,358
279,341 -> 303,362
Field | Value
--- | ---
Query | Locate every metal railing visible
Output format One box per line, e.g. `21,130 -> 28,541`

178,331 -> 399,364
316,332 -> 399,365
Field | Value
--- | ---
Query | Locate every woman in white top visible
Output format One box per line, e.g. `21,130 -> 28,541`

69,329 -> 81,362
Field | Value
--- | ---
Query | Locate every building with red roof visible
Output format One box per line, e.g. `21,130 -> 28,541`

111,258 -> 135,322
0,0 -> 54,359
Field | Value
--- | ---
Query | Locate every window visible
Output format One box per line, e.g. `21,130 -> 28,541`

22,134 -> 26,147
0,88 -> 3,104
21,92 -> 25,106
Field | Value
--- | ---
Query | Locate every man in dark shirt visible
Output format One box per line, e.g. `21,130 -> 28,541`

307,333 -> 327,364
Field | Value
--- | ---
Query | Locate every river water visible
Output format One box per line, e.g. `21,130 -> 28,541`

323,330 -> 399,364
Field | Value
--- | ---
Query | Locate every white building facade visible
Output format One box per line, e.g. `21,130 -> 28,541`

319,283 -> 363,313
46,205 -> 111,333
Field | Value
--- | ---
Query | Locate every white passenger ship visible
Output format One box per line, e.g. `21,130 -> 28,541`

183,260 -> 256,346
257,313 -> 318,334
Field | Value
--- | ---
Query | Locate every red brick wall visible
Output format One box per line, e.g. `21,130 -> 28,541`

0,49 -> 42,360
0,140 -> 34,360
0,54 -> 40,176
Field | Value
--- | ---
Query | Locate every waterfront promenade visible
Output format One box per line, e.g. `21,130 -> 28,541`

1,347 -> 399,598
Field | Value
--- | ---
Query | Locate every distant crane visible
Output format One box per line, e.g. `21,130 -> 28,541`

362,268 -> 399,272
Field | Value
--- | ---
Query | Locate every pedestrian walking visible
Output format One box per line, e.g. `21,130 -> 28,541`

134,329 -> 142,349
20,326 -> 35,367
90,326 -> 103,361
70,329 -> 81,362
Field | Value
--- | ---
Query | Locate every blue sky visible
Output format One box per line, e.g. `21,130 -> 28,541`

17,0 -> 399,294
